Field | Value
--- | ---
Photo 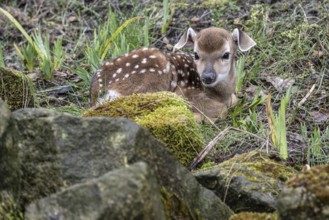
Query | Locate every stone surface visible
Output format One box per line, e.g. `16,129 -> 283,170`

0,191 -> 23,220
25,162 -> 165,220
277,165 -> 329,220
194,150 -> 297,213
0,100 -> 19,196
83,92 -> 204,166
0,108 -> 233,219
229,211 -> 277,220
0,99 -> 11,139
0,67 -> 35,111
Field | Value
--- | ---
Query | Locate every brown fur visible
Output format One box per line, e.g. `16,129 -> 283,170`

90,27 -> 256,121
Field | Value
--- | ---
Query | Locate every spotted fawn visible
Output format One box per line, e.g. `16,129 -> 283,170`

90,27 -> 256,120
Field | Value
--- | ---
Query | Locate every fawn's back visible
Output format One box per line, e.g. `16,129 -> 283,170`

90,48 -> 201,106
90,27 -> 256,120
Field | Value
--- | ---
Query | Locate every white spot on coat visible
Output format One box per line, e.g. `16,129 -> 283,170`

116,68 -> 122,74
171,81 -> 177,89
132,54 -> 139,58
97,90 -> 121,103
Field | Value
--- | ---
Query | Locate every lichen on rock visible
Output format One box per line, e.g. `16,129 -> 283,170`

83,92 -> 204,166
0,67 -> 35,111
277,164 -> 329,220
194,150 -> 297,213
285,165 -> 329,203
0,191 -> 23,220
229,211 -> 278,220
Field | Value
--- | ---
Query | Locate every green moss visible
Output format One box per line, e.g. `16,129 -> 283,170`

218,151 -> 297,183
199,150 -> 297,196
0,191 -> 23,220
229,212 -> 278,220
136,105 -> 203,166
0,67 -> 35,111
83,92 -> 187,119
286,165 -> 329,204
83,92 -> 204,166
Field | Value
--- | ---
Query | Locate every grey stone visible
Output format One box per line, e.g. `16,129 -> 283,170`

0,99 -> 11,138
194,151 -> 297,213
277,165 -> 329,220
25,162 -> 165,220
1,108 -> 233,219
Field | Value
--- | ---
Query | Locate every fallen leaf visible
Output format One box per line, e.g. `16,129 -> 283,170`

245,84 -> 267,100
266,76 -> 295,92
310,111 -> 329,123
191,16 -> 200,22
312,50 -> 324,58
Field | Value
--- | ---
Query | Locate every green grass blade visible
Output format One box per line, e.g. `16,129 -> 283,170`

0,7 -> 42,56
13,43 -> 24,60
0,43 -> 4,67
100,16 -> 143,61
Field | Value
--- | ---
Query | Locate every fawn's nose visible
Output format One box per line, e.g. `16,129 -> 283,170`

201,65 -> 216,85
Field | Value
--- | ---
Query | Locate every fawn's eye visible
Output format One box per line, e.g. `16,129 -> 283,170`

222,52 -> 230,60
194,52 -> 200,60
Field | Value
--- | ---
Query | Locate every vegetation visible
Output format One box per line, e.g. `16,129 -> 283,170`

0,0 -> 328,167
83,92 -> 204,166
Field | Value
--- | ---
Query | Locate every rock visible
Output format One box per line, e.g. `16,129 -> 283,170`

0,67 -> 35,111
0,99 -> 10,139
0,100 -> 20,197
25,162 -> 165,220
229,211 -> 278,220
277,165 -> 329,220
83,92 -> 204,166
0,191 -> 23,220
194,150 -> 297,213
1,108 -> 232,219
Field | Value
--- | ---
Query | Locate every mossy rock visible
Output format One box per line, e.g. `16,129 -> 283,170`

83,92 -> 204,166
0,191 -> 23,220
0,67 -> 35,111
194,150 -> 297,212
160,187 -> 201,220
277,165 -> 329,220
229,211 -> 278,220
285,165 -> 329,203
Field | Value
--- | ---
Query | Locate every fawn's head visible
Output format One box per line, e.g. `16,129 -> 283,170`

174,27 -> 256,87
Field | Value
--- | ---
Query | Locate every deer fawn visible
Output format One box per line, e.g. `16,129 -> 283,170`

90,27 -> 256,120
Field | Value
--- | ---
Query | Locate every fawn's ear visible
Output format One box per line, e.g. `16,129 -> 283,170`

232,28 -> 256,52
174,28 -> 197,51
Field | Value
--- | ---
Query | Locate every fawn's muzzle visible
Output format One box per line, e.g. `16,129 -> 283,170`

201,71 -> 216,85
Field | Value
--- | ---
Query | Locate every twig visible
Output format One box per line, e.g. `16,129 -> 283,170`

189,127 -> 230,170
188,126 -> 276,170
298,84 -> 316,107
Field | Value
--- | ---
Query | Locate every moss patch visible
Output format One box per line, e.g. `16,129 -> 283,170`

215,151 -> 297,184
83,92 -> 204,166
229,212 -> 278,220
194,150 -> 297,212
286,165 -> 329,204
0,191 -> 23,220
0,67 -> 35,111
